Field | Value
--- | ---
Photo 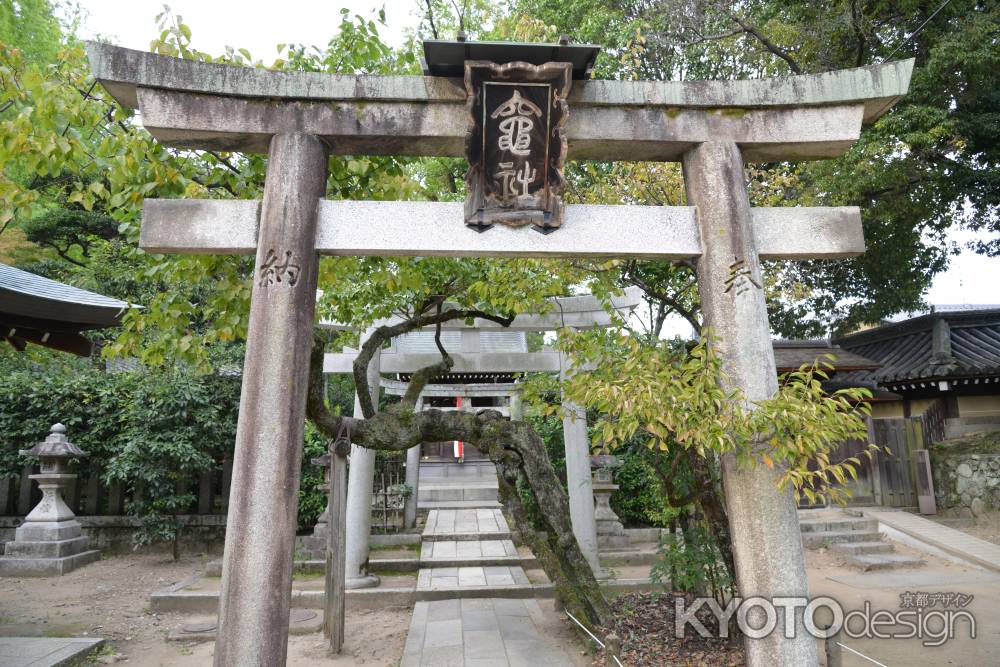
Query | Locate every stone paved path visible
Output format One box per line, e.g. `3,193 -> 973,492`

402,475 -> 578,666
0,637 -> 103,667
401,598 -> 576,667
862,508 -> 1000,572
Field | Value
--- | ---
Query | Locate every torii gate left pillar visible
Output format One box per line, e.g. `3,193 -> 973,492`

215,134 -> 327,665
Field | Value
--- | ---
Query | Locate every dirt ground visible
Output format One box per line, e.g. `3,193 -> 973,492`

805,543 -> 1000,666
935,510 -> 1000,545
3,533 -> 1000,666
0,553 -> 410,666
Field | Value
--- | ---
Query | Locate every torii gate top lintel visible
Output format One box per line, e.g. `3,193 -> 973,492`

87,42 -> 912,161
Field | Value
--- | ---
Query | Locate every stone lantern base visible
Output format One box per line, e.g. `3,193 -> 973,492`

592,480 -> 635,552
0,518 -> 101,577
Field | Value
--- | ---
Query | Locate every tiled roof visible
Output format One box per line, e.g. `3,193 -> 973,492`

834,309 -> 1000,385
1,262 -> 133,327
772,339 -> 881,373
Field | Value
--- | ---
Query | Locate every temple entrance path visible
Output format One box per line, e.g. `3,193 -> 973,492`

402,464 -> 587,666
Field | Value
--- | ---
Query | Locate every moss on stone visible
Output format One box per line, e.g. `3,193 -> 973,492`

932,430 -> 1000,456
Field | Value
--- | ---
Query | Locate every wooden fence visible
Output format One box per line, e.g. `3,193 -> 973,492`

864,399 -> 947,508
0,460 -> 235,518
370,453 -> 407,534
797,399 -> 948,509
4,453 -> 411,539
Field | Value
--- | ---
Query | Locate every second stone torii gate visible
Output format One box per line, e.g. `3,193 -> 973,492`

322,287 -> 643,580
86,41 -> 912,666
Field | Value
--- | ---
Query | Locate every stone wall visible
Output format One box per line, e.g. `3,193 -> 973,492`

0,515 -> 226,556
932,454 -> 1000,517
943,416 -> 1000,440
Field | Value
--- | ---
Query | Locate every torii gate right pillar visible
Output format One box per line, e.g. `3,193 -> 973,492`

684,141 -> 817,664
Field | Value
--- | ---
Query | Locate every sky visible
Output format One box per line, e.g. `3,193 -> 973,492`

68,0 -> 998,316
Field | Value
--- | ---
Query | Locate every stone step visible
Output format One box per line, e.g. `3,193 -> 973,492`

802,530 -> 881,549
799,519 -> 878,533
422,509 -> 510,540
167,608 -> 323,643
422,531 -> 513,543
847,553 -> 925,571
418,499 -> 502,510
418,484 -> 498,504
420,539 -> 520,567
419,462 -> 497,482
830,541 -> 893,556
417,565 -> 531,591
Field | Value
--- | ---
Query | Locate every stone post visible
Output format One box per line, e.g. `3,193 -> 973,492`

344,328 -> 381,589
559,350 -> 601,574
214,133 -> 327,667
403,397 -> 423,529
325,445 -> 348,652
683,141 -> 817,665
509,390 -> 523,421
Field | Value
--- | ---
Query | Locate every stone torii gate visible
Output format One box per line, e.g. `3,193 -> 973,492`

86,41 -> 912,666
322,288 -> 642,581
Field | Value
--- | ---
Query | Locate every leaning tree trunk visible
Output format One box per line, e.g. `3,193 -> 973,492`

306,332 -> 609,628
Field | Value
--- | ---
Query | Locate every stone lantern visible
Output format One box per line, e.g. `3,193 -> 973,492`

299,452 -> 332,560
590,454 -> 633,551
0,423 -> 100,576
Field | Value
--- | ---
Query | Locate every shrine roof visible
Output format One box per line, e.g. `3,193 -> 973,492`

0,263 -> 132,326
772,339 -> 881,374
834,309 -> 1000,386
86,42 -> 913,124
422,39 -> 601,80
0,262 -> 136,355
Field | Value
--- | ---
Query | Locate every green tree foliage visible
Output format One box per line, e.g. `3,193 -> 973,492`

0,351 -> 239,555
0,0 -> 61,65
505,0 -> 1000,333
556,331 -> 877,505
20,208 -> 116,265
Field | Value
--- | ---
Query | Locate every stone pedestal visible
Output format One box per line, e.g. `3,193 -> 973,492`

0,424 -> 99,577
592,479 -> 633,551
591,457 -> 633,552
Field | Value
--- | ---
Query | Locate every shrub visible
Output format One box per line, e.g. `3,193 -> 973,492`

0,351 -> 239,555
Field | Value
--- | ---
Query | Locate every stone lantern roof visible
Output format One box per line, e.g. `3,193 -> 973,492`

18,423 -> 89,459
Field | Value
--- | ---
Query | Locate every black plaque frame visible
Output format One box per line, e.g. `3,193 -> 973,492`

463,60 -> 572,233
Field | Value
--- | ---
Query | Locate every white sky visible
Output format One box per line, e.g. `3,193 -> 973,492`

70,0 -> 999,314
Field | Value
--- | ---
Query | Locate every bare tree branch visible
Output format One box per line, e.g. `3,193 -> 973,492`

352,307 -> 515,418
305,328 -> 610,628
720,6 -> 803,74
623,267 -> 702,334
424,0 -> 440,39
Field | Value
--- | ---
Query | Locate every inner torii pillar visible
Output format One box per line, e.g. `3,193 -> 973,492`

344,328 -> 382,589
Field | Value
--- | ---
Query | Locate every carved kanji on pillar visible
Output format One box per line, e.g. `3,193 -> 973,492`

463,61 -> 571,233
